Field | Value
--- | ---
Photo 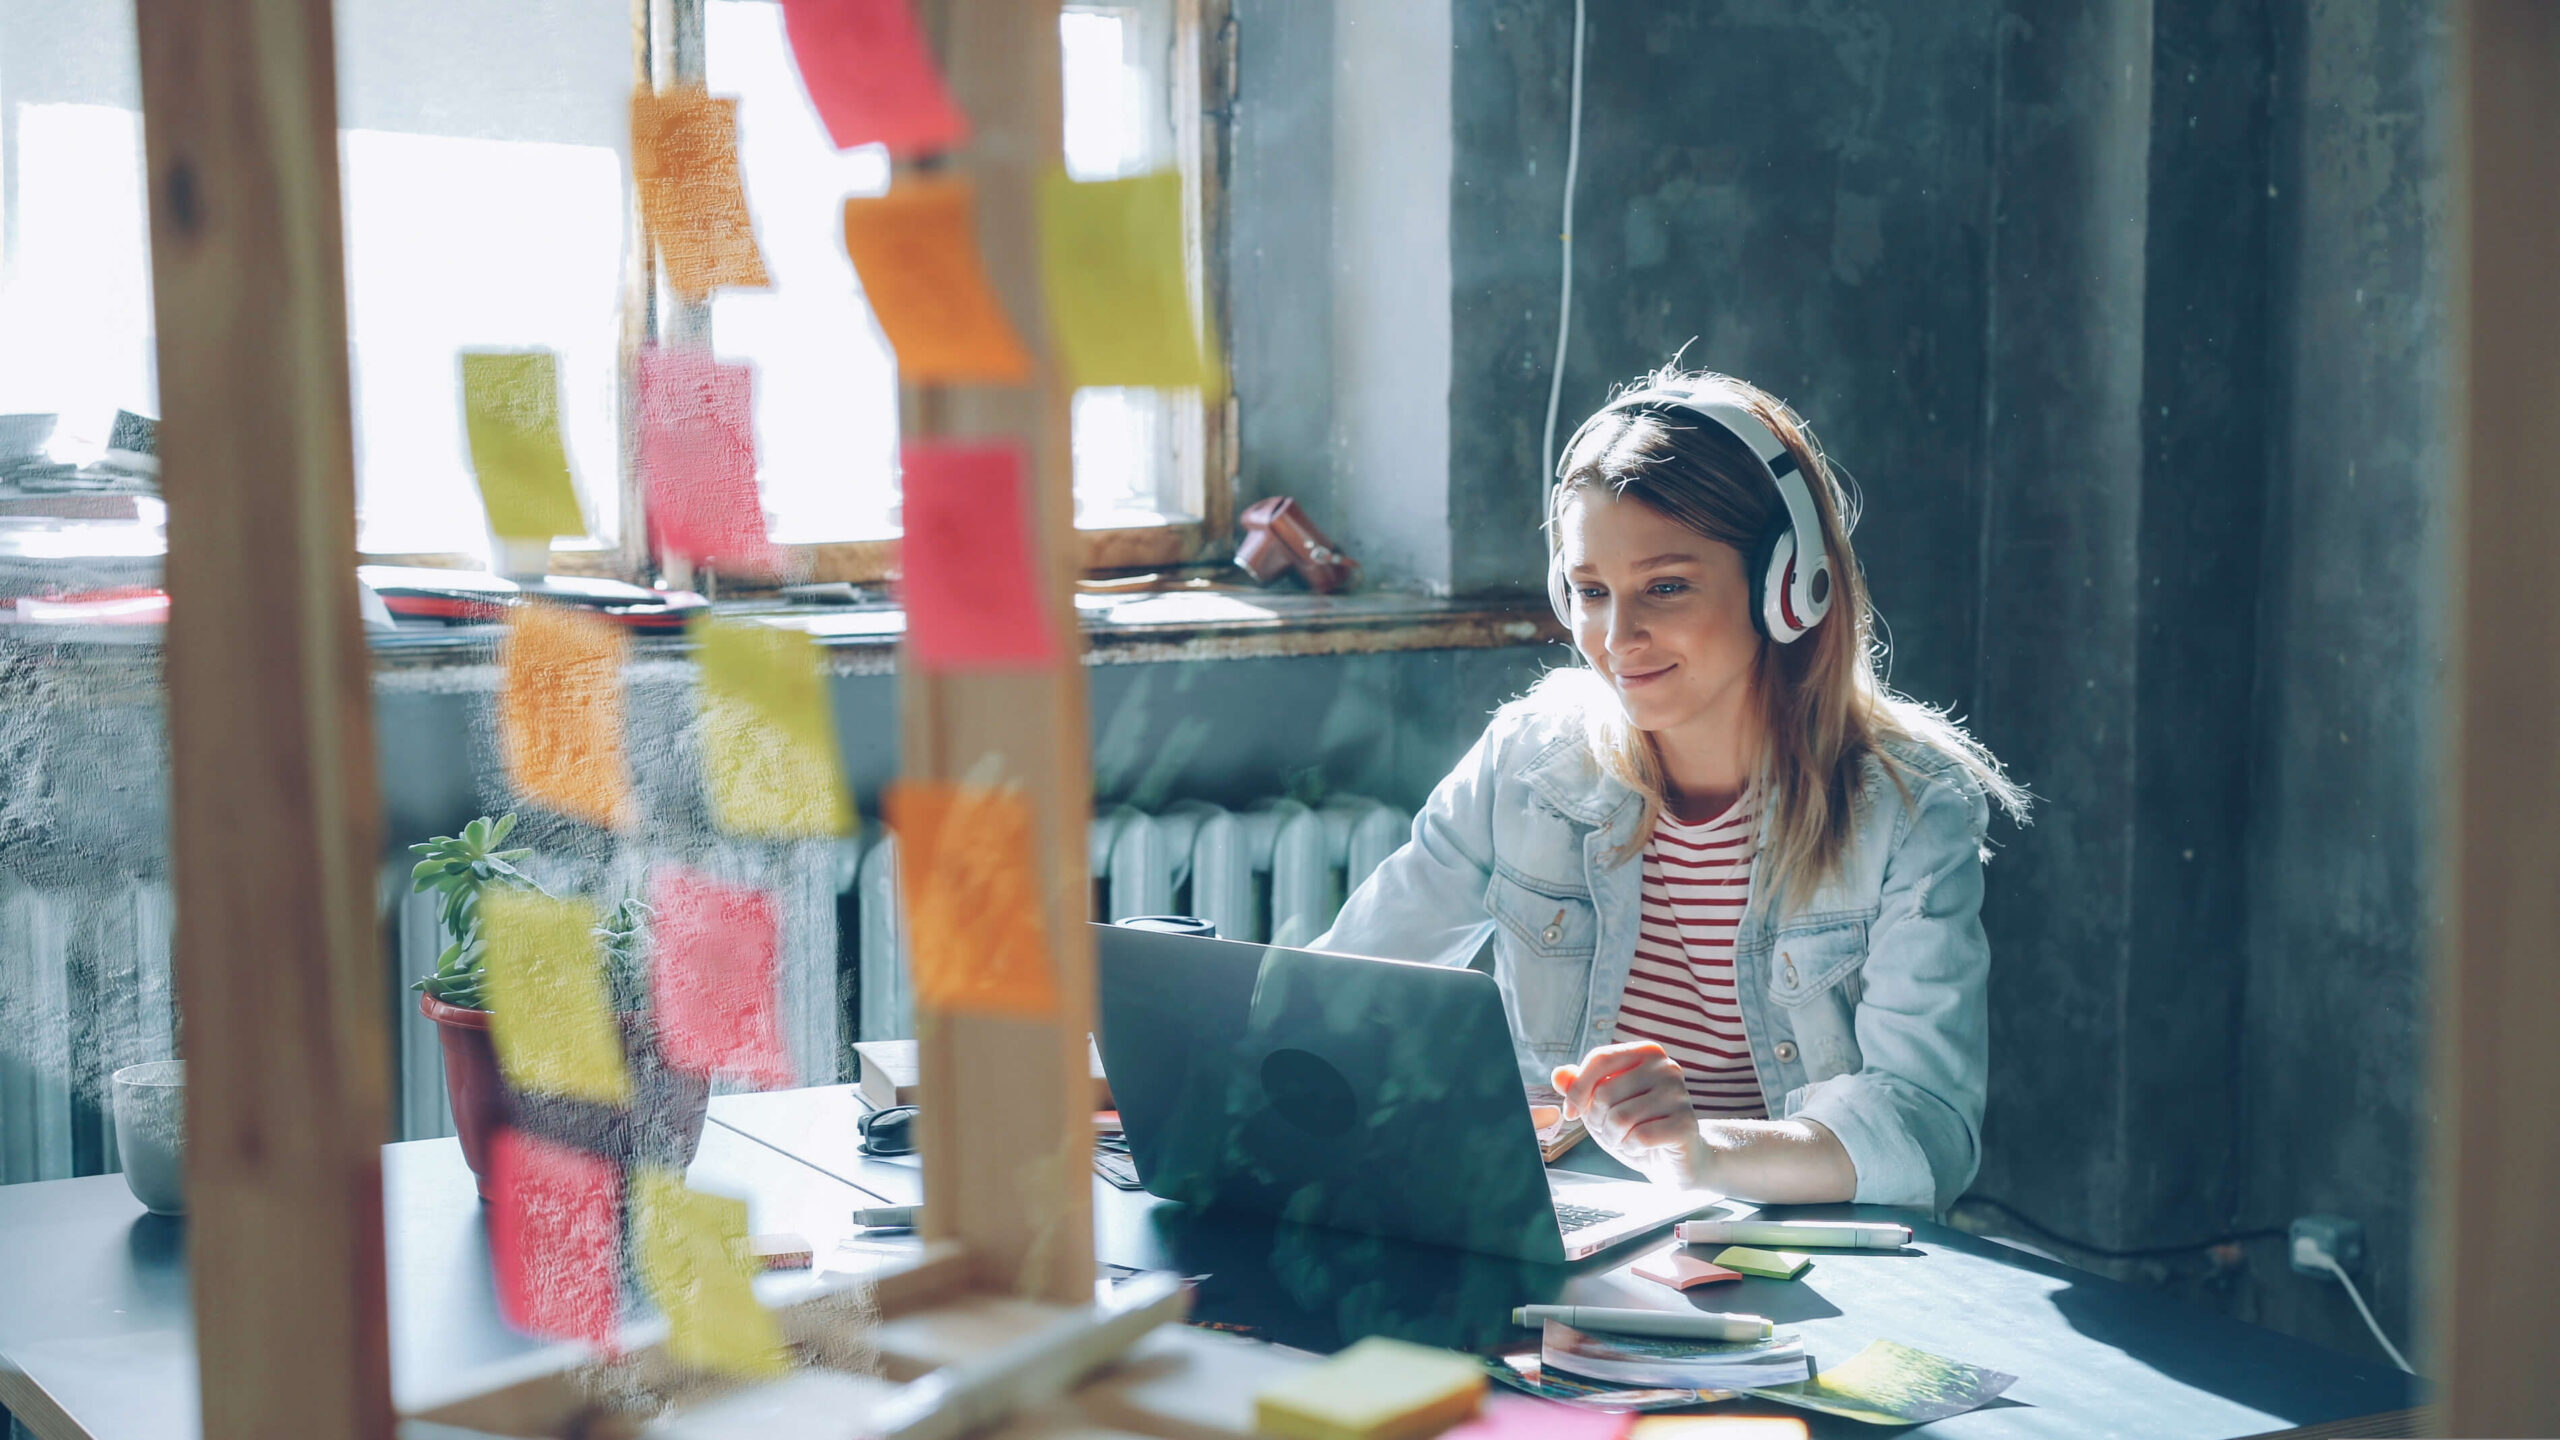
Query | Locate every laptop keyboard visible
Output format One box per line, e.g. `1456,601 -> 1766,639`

1553,1201 -> 1625,1235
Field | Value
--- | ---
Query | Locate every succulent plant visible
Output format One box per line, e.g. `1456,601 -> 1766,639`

408,815 -> 538,1009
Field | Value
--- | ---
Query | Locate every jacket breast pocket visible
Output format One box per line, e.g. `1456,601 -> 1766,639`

1765,919 -> 1867,1008
1482,872 -> 1597,1054
1485,871 -> 1598,959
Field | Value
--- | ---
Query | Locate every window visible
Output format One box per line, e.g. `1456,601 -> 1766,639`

699,0 -> 1229,580
0,0 -> 1230,587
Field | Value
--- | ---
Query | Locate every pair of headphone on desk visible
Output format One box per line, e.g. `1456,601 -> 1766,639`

1547,383 -> 1836,645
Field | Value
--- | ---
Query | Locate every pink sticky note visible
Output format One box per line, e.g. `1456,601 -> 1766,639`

1444,1392 -> 1632,1439
489,1129 -> 622,1348
896,441 -> 1059,670
638,343 -> 787,579
648,865 -> 794,1089
1633,1248 -> 1745,1292
779,0 -> 970,157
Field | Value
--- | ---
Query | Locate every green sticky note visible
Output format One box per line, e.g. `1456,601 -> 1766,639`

461,349 -> 586,540
1036,168 -> 1222,394
1252,1334 -> 1484,1440
481,891 -> 632,1105
692,616 -> 853,839
634,1168 -> 790,1379
1714,1245 -> 1813,1280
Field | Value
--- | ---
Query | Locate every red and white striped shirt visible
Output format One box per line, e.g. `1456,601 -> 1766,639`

1609,792 -> 1767,1119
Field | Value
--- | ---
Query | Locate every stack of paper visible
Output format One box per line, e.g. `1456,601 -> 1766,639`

1540,1321 -> 1810,1392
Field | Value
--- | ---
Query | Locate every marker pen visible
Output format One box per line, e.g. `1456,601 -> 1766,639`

1675,1219 -> 1911,1250
852,1205 -> 921,1229
1511,1304 -> 1772,1343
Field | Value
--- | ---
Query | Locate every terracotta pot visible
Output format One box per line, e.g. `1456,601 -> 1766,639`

418,993 -> 712,1201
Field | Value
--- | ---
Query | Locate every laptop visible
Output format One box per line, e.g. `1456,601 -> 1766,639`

1092,923 -> 1736,1263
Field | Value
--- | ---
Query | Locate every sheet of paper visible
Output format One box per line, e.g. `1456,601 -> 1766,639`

1037,168 -> 1218,392
778,0 -> 968,156
842,179 -> 1032,384
482,891 -> 633,1106
634,1167 -> 790,1379
637,343 -> 786,578
693,616 -> 853,838
488,1128 -> 622,1348
461,350 -> 586,540
497,602 -> 637,830
1743,1340 -> 2017,1427
632,85 -> 772,297
648,864 -> 794,1089
896,440 -> 1057,669
885,781 -> 1057,1019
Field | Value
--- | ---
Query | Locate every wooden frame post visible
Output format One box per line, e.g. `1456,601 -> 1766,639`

2432,1 -> 2560,1432
133,1 -> 396,1436
904,0 -> 1098,1304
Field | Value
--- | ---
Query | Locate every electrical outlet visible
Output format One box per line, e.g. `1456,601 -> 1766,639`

2290,1214 -> 2365,1278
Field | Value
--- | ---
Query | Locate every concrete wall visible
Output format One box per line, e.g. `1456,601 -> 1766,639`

1429,0 -> 2448,1363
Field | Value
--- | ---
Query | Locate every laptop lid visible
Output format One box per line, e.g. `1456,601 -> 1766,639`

1093,923 -> 1572,1263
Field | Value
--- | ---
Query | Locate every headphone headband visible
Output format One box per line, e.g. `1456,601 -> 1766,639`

1552,384 -> 1835,643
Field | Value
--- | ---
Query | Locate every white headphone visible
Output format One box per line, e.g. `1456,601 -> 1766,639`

1547,384 -> 1836,645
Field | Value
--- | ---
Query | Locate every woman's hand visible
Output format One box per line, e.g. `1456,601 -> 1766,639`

1553,1042 -> 1707,1187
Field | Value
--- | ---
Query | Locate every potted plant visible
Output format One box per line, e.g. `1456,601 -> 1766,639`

411,817 -> 709,1198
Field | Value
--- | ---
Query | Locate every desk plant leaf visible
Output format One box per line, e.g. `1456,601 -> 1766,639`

409,814 -> 538,1010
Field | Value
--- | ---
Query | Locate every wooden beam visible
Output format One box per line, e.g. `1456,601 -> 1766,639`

132,1 -> 396,1437
2432,2 -> 2560,1433
904,0 -> 1097,1304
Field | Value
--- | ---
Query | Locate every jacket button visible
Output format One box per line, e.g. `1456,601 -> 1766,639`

1774,1040 -> 1798,1063
1541,925 -> 1562,945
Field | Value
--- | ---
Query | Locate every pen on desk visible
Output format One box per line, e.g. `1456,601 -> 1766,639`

1511,1304 -> 1772,1343
852,1205 -> 920,1229
1675,1219 -> 1912,1250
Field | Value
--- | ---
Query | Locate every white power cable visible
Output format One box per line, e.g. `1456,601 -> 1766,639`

2301,1251 -> 2415,1374
1537,0 -> 1588,489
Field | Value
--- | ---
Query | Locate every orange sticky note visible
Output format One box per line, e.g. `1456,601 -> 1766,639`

632,85 -> 771,297
842,179 -> 1032,384
885,782 -> 1056,1018
1037,168 -> 1218,392
462,350 -> 586,540
692,616 -> 853,838
634,1168 -> 789,1379
482,891 -> 633,1106
498,603 -> 637,830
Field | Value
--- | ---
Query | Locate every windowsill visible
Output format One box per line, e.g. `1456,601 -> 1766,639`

361,588 -> 1563,675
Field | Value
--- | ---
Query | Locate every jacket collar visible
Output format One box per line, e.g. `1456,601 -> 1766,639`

1517,731 -> 1642,832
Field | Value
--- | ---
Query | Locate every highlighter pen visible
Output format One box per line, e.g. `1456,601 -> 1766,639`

1675,1219 -> 1912,1250
1511,1304 -> 1773,1343
852,1205 -> 921,1229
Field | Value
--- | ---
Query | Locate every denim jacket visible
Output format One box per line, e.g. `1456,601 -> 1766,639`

1313,702 -> 1994,1212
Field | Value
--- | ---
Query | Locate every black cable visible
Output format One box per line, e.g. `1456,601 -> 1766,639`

1952,1194 -> 2286,1261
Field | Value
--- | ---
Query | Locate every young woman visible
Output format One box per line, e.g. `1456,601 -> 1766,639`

1314,367 -> 2025,1212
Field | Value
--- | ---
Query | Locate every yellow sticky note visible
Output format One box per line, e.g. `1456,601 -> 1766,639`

482,891 -> 632,1105
1036,168 -> 1220,394
461,350 -> 586,540
842,178 -> 1033,384
884,782 -> 1055,1019
633,85 -> 771,297
1253,1335 -> 1484,1440
498,604 -> 637,830
634,1168 -> 789,1379
1712,1246 -> 1813,1280
693,617 -> 852,838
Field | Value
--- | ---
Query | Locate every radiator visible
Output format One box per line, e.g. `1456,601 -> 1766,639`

853,795 -> 1412,1042
0,878 -> 176,1183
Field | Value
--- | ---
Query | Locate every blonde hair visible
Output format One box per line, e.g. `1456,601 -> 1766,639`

1539,366 -> 2027,898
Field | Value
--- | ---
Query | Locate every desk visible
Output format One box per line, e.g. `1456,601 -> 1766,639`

710,1086 -> 2425,1440
0,1087 -> 2422,1440
0,1106 -> 873,1440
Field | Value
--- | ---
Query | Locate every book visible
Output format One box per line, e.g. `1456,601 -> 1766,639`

854,1036 -> 1111,1110
1539,1321 -> 1810,1392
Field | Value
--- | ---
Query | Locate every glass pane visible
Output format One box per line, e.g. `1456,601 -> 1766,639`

336,0 -> 636,562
